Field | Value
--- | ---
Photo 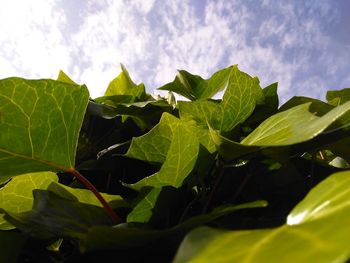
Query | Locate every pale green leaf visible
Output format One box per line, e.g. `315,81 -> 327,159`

57,70 -> 77,85
0,78 -> 89,176
174,171 -> 350,263
242,101 -> 350,146
211,101 -> 350,160
104,64 -> 146,100
0,172 -> 58,229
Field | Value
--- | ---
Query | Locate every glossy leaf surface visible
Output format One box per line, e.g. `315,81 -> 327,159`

174,171 -> 350,263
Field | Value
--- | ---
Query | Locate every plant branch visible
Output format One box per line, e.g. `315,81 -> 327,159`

67,168 -> 121,224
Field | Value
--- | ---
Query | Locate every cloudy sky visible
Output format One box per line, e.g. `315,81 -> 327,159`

0,0 -> 349,102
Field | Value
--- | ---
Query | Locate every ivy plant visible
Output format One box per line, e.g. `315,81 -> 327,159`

0,65 -> 349,262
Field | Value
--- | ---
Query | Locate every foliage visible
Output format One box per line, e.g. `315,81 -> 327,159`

0,65 -> 349,262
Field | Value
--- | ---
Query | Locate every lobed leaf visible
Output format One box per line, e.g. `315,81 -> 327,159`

178,65 -> 264,132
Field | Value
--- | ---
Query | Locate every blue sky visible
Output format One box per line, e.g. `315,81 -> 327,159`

0,0 -> 349,102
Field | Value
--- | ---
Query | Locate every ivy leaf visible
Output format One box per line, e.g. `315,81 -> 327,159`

127,123 -> 199,190
57,70 -> 77,85
0,172 -> 126,230
127,188 -> 162,223
104,64 -> 147,101
92,99 -> 174,130
178,65 -> 264,132
242,101 -> 350,146
279,96 -> 334,116
327,87 -> 350,106
0,172 -> 57,230
81,200 -> 266,254
211,101 -> 350,160
0,78 -> 89,177
125,113 -> 180,164
47,182 -> 128,209
158,66 -> 233,100
3,190 -> 113,239
126,112 -> 215,165
173,171 -> 350,263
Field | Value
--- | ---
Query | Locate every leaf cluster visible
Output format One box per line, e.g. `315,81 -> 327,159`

0,65 -> 350,262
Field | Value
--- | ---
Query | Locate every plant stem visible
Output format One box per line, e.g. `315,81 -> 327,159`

67,168 -> 120,224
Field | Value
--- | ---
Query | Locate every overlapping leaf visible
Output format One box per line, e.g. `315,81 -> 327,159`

0,172 -> 57,230
0,172 -> 125,229
127,188 -> 161,223
127,123 -> 200,190
178,65 -> 264,132
173,171 -> 350,263
0,78 -> 89,176
158,66 -> 233,100
327,87 -> 350,106
211,101 -> 350,160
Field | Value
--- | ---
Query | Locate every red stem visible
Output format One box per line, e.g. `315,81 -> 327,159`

67,168 -> 120,224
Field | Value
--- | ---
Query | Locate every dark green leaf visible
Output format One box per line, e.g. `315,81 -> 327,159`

178,65 -> 264,132
0,231 -> 27,263
327,87 -> 350,106
3,190 -> 113,239
158,66 -> 233,100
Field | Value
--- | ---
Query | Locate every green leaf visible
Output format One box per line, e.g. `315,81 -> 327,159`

0,172 -> 126,230
104,64 -> 146,101
279,96 -> 333,116
47,182 -> 128,209
178,65 -> 264,132
127,123 -> 200,190
0,172 -> 58,230
0,231 -> 27,263
92,99 -> 174,130
173,171 -> 350,263
0,78 -> 89,176
327,88 -> 350,106
211,101 -> 350,160
158,66 -> 233,100
57,70 -> 77,85
126,113 -> 180,164
127,188 -> 162,223
81,201 -> 266,252
242,101 -> 350,146
3,190 -> 113,239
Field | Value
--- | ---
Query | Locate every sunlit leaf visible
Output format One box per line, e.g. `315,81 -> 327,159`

174,171 -> 350,263
0,78 -> 89,176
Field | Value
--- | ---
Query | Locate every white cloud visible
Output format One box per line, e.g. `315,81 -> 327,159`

0,0 -> 348,102
0,0 -> 70,79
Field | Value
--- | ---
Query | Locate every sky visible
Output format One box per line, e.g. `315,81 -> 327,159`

0,0 -> 349,103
